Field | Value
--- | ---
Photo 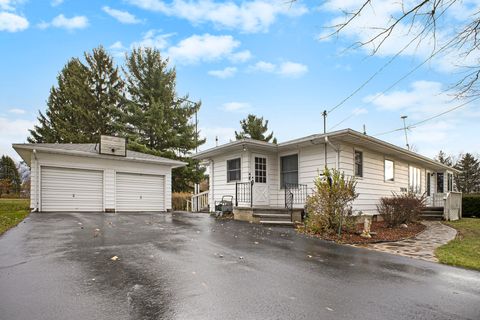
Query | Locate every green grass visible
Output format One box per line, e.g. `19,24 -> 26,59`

0,199 -> 30,235
436,218 -> 480,271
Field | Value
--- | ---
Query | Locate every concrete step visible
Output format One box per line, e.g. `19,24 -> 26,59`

253,213 -> 291,221
259,220 -> 294,226
422,207 -> 443,212
420,214 -> 444,220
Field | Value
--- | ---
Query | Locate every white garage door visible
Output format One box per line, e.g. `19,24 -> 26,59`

116,172 -> 165,212
41,166 -> 103,212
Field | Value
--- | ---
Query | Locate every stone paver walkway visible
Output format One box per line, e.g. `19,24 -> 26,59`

354,221 -> 457,262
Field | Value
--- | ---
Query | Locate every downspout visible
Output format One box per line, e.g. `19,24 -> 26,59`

33,149 -> 39,212
210,159 -> 214,213
324,137 -> 340,170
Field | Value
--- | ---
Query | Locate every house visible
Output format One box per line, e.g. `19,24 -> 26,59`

13,136 -> 185,212
192,129 -> 462,224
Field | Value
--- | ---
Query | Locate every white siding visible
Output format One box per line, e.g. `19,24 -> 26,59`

340,143 -> 429,214
30,151 -> 173,212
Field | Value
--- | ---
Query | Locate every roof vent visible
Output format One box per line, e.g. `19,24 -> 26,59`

99,135 -> 126,157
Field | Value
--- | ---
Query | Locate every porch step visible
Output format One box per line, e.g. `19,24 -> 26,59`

259,220 -> 294,226
420,207 -> 444,220
253,213 -> 291,221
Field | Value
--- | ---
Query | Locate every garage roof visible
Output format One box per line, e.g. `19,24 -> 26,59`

13,143 -> 186,168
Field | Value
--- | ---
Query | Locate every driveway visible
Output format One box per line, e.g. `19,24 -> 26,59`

0,212 -> 479,320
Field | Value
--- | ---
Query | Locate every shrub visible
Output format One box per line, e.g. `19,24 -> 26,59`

462,194 -> 480,217
305,168 -> 358,235
172,192 -> 192,211
377,192 -> 426,227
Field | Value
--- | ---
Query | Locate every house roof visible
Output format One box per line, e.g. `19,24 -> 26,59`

192,128 -> 460,173
12,143 -> 186,168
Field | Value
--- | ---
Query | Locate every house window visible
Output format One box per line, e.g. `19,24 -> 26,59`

385,159 -> 394,182
227,158 -> 241,182
427,173 -> 431,196
280,154 -> 298,188
255,157 -> 267,183
447,173 -> 453,192
354,150 -> 363,177
437,173 -> 444,193
409,166 -> 421,194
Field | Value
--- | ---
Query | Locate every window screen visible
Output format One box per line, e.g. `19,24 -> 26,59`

354,151 -> 363,177
281,154 -> 298,188
227,158 -> 241,182
385,159 -> 394,182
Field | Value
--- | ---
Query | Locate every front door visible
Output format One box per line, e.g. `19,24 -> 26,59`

252,155 -> 269,206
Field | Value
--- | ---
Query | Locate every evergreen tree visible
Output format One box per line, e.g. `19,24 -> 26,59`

124,47 -> 206,191
0,155 -> 21,196
235,114 -> 276,143
454,153 -> 480,193
435,150 -> 453,166
29,46 -> 125,143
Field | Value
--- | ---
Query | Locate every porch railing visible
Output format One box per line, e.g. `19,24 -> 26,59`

444,192 -> 462,221
427,193 -> 446,207
235,180 -> 253,207
284,183 -> 308,207
191,190 -> 209,212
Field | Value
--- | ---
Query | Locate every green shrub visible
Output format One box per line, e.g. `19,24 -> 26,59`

377,192 -> 425,227
305,168 -> 358,235
462,194 -> 480,217
172,192 -> 192,211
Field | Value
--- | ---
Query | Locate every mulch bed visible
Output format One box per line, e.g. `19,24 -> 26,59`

300,221 -> 427,244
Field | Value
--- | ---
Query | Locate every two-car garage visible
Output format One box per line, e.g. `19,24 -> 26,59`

13,138 -> 185,213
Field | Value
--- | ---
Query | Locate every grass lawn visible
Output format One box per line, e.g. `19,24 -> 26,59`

436,218 -> 480,271
0,199 -> 30,235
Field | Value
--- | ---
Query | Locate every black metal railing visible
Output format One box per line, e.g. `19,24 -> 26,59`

235,180 -> 254,207
284,183 -> 308,207
285,189 -> 294,222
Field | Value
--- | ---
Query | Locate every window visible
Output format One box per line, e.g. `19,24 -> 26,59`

437,173 -> 444,193
255,157 -> 267,183
227,158 -> 241,182
384,159 -> 394,181
354,150 -> 363,177
427,173 -> 431,196
409,166 -> 421,194
280,154 -> 298,188
447,173 -> 453,192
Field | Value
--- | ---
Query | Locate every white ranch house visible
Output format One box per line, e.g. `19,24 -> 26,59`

192,129 -> 461,225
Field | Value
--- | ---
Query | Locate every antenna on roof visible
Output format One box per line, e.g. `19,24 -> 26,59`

215,136 -> 218,147
401,115 -> 410,150
363,124 -> 367,135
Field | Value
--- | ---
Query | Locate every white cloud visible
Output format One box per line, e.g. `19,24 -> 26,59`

248,60 -> 308,77
0,116 -> 35,160
222,102 -> 252,112
126,0 -> 308,33
229,50 -> 252,63
0,11 -> 28,32
102,6 -> 141,24
167,33 -> 240,64
199,126 -> 236,149
51,0 -> 63,6
319,0 -> 480,73
277,61 -> 308,77
109,41 -> 128,58
130,29 -> 174,50
9,108 -> 26,114
0,0 -> 16,11
39,14 -> 88,30
352,107 -> 367,115
208,67 -> 237,79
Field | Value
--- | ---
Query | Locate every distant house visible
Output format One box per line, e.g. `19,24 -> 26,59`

192,129 -> 461,224
13,136 -> 185,213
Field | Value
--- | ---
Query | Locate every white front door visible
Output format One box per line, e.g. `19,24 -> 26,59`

252,155 -> 269,206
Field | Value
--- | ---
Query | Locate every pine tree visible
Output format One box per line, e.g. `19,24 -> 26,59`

435,150 -> 453,166
235,114 -> 276,143
28,46 -> 125,143
454,153 -> 480,194
124,47 -> 206,191
0,155 -> 21,196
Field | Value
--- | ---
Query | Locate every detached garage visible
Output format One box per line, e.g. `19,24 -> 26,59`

13,136 -> 185,212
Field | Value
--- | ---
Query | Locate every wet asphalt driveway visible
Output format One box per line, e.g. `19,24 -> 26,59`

0,212 -> 479,320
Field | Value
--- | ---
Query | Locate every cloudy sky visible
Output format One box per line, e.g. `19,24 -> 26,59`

1,0 -> 480,161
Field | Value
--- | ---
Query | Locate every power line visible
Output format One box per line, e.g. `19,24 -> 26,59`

372,96 -> 480,136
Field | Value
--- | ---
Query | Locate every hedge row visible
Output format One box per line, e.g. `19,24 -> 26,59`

463,194 -> 480,217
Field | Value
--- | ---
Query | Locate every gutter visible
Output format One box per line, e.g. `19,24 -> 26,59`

33,149 -> 39,212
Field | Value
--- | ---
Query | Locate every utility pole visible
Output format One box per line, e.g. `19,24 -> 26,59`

401,115 -> 410,150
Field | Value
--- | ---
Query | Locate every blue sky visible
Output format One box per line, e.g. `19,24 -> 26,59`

1,0 -> 480,161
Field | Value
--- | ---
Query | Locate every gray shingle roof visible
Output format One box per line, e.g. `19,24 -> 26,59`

12,143 -> 186,167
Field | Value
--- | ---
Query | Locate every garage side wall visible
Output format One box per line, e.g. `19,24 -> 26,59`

32,152 -> 173,212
